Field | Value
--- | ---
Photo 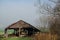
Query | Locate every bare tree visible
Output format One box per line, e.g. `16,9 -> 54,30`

36,0 -> 60,36
36,0 -> 55,15
49,0 -> 60,36
35,0 -> 55,29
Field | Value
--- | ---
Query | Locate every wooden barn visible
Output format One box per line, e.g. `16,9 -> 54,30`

4,20 -> 40,37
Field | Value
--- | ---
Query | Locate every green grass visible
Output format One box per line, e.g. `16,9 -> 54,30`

7,29 -> 14,34
0,30 -> 4,35
0,29 -> 14,35
1,37 -> 32,40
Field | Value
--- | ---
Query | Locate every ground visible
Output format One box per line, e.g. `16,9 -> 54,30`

0,37 -> 32,40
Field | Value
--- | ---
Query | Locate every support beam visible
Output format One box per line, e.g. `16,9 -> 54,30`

19,27 -> 20,37
4,29 -> 8,38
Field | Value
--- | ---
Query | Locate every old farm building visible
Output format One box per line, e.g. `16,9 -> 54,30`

4,20 -> 40,37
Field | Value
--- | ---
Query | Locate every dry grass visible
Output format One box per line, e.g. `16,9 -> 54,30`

34,32 -> 57,40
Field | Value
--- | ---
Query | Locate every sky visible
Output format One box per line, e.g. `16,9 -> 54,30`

0,0 -> 39,29
0,0 -> 56,29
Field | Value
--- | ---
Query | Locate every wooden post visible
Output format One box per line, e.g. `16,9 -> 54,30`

5,29 -> 8,38
19,27 -> 20,37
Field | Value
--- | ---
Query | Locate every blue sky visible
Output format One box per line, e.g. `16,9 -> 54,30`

0,0 -> 56,29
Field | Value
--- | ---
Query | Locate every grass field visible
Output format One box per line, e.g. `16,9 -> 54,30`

0,37 -> 32,40
0,30 -> 4,35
